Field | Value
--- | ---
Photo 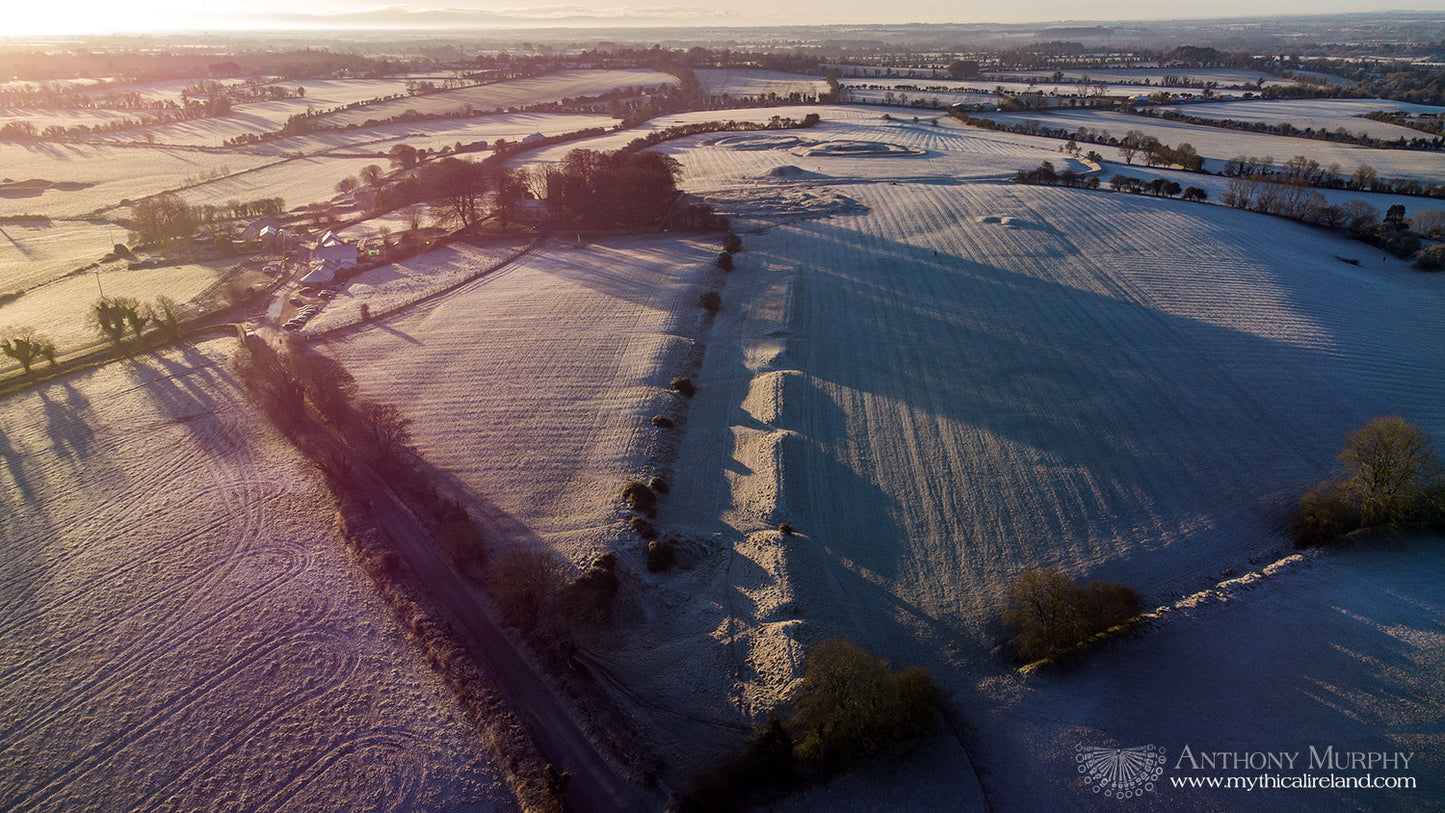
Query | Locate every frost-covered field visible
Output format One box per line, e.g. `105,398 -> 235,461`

172,154 -> 379,210
506,105 -> 840,166
319,112 -> 621,156
0,107 -> 163,131
1175,97 -> 1445,141
976,108 -> 1445,180
0,219 -> 117,292
844,87 -> 998,108
695,68 -> 829,99
94,80 -> 443,148
0,261 -> 224,360
0,339 -> 514,812
0,142 -> 274,218
321,111 -> 1445,808
313,70 -> 677,128
999,67 -> 1296,88
331,236 -> 718,555
304,238 -> 531,333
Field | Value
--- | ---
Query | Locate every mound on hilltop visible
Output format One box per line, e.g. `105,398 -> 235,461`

765,165 -> 826,180
789,140 -> 925,158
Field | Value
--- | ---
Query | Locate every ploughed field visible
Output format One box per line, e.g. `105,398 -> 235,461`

333,111 -> 1445,808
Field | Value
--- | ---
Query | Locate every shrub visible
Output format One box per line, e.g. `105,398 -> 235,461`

630,516 -> 657,539
1292,482 -> 1359,546
670,377 -> 695,397
1378,229 -> 1421,258
1002,569 -> 1143,664
679,639 -> 936,812
490,550 -> 566,632
722,232 -> 742,253
651,414 -> 674,428
648,476 -> 669,494
679,716 -> 793,812
716,251 -> 734,271
436,501 -> 488,580
698,290 -> 722,313
621,480 -> 657,514
1415,244 -> 1445,271
359,303 -> 371,321
645,539 -> 676,572
564,552 -> 620,625
778,522 -> 794,535
790,639 -> 940,769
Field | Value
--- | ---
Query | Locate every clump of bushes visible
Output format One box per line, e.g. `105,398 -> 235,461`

645,539 -> 676,572
1002,568 -> 1144,664
651,415 -> 674,428
722,232 -> 742,253
648,476 -> 669,494
1415,244 -> 1445,271
565,552 -> 620,626
630,516 -> 657,539
679,639 -> 939,812
670,377 -> 695,397
1291,483 -> 1359,547
1293,416 -> 1444,546
699,290 -> 722,313
491,549 -> 622,665
621,480 -> 657,515
435,497 -> 488,582
716,251 -> 734,271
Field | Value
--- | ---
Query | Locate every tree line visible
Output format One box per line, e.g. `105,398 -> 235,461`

1130,106 -> 1444,152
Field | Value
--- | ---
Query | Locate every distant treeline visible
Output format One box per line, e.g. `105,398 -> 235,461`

1126,106 -> 1444,152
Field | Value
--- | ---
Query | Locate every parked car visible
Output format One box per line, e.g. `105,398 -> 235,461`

262,264 -> 279,274
289,296 -> 303,305
317,289 -> 337,299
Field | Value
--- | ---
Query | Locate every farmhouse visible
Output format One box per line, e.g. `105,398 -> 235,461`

239,216 -> 283,242
513,198 -> 551,225
301,231 -> 358,284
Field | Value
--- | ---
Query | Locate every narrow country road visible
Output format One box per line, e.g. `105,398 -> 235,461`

337,435 -> 664,812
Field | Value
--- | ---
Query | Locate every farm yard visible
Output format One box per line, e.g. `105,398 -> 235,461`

0,340 -> 514,812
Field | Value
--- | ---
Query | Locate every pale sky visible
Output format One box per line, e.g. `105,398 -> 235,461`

5,0 -> 1439,35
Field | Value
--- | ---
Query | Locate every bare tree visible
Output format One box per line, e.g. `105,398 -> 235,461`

1338,416 -> 1439,528
354,399 -> 413,457
359,164 -> 385,189
91,298 -> 142,347
1,327 -> 56,374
